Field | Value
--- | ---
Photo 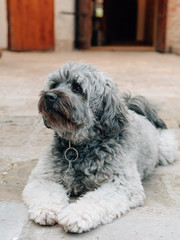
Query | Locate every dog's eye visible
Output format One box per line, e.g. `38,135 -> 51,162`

50,82 -> 58,89
72,81 -> 83,94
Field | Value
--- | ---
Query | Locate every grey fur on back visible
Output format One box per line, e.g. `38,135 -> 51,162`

124,95 -> 167,129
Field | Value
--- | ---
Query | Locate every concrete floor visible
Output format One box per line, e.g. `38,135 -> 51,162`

0,50 -> 180,240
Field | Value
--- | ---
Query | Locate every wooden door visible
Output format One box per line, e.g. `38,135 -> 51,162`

156,0 -> 168,52
7,0 -> 54,51
76,0 -> 92,49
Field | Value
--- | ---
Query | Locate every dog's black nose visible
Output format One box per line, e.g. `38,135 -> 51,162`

45,92 -> 58,102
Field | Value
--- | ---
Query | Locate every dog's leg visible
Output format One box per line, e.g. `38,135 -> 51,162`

22,150 -> 69,226
23,179 -> 69,226
58,166 -> 145,233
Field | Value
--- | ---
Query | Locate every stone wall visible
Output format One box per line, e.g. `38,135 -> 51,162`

54,0 -> 75,51
0,0 -> 8,49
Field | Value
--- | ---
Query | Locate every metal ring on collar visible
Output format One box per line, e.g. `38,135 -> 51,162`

64,147 -> 79,163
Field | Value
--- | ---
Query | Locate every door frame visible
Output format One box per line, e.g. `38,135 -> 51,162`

156,0 -> 168,52
76,0 -> 92,49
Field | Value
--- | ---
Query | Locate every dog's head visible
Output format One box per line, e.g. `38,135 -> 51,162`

38,62 -> 128,143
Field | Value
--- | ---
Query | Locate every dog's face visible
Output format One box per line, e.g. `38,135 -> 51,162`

38,62 -> 127,143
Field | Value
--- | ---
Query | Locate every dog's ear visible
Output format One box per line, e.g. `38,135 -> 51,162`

99,81 -> 128,137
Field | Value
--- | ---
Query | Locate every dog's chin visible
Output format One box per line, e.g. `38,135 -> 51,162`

42,110 -> 80,131
41,110 -> 90,143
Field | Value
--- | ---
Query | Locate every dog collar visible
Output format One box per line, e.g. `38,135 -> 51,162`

64,141 -> 79,168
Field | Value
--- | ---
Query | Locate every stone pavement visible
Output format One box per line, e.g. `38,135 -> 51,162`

0,50 -> 180,240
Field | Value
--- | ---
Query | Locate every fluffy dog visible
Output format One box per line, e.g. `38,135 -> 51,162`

23,62 -> 177,233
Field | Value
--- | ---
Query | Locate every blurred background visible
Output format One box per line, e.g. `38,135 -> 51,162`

0,0 -> 180,54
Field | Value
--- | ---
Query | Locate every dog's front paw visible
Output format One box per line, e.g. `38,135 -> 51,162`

30,208 -> 59,226
58,204 -> 96,233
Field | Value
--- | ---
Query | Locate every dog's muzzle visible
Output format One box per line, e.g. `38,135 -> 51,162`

39,90 -> 75,127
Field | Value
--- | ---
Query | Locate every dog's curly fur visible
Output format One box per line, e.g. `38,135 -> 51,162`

22,62 -> 177,233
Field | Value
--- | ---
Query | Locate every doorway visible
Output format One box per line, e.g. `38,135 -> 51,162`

104,0 -> 138,45
91,0 -> 155,47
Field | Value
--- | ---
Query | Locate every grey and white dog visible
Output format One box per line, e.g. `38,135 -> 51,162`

23,62 -> 177,233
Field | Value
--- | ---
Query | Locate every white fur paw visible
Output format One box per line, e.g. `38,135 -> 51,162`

58,204 -> 96,233
30,208 -> 59,226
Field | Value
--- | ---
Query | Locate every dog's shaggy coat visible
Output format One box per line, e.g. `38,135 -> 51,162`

23,62 -> 177,233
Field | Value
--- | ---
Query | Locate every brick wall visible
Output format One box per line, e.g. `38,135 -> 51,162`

166,0 -> 180,52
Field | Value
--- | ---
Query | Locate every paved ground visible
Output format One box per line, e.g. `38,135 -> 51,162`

0,50 -> 180,240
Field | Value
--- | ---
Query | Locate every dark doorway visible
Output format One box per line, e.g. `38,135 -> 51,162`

105,0 -> 137,44
91,0 -> 155,47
